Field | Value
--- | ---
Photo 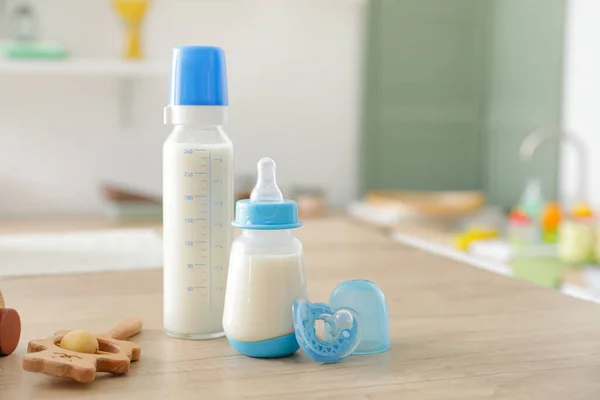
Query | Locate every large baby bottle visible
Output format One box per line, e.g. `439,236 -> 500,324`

223,157 -> 306,358
163,46 -> 234,339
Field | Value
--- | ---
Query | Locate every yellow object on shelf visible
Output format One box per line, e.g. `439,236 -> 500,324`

113,0 -> 150,60
453,228 -> 499,252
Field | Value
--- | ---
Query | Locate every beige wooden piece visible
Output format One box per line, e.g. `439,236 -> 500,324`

1,217 -> 600,398
0,288 -> 4,308
23,318 -> 142,383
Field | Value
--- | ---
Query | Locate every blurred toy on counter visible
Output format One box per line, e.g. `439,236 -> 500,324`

113,0 -> 150,59
453,227 -> 498,252
541,202 -> 562,243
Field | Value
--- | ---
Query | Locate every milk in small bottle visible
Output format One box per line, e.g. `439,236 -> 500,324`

223,158 -> 307,357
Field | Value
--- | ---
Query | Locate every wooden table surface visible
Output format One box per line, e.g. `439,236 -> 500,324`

2,217 -> 600,399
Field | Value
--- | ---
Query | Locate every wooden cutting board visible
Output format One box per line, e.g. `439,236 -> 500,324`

365,190 -> 485,217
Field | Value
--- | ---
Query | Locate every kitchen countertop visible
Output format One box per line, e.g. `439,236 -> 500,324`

2,217 -> 600,399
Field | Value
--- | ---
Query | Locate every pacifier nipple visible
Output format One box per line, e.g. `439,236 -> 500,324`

250,158 -> 284,203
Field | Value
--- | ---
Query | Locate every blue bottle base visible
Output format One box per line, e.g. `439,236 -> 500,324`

227,333 -> 299,358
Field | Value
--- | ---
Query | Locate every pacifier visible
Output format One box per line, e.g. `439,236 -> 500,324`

293,279 -> 390,363
292,299 -> 361,363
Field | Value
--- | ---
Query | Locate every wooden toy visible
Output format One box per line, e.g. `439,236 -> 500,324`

23,318 -> 142,383
0,288 -> 22,357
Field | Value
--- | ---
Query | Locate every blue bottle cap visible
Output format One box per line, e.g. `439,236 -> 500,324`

329,280 -> 390,355
232,158 -> 302,230
169,46 -> 228,106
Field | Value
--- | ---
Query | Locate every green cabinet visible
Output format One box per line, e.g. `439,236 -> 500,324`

363,0 -> 565,208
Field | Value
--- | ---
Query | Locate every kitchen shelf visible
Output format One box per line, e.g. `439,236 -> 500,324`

0,57 -> 168,77
0,57 -> 169,128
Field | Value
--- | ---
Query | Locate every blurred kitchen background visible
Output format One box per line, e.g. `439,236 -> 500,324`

2,0 -> 600,300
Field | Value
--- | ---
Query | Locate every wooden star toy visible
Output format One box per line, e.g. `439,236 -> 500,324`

23,318 -> 142,383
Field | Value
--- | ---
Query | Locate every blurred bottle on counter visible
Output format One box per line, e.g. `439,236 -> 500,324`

520,178 -> 544,221
541,202 -> 561,243
507,208 -> 536,248
557,202 -> 595,265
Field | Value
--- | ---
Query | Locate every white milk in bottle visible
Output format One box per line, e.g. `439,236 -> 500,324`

163,46 -> 233,339
223,158 -> 307,357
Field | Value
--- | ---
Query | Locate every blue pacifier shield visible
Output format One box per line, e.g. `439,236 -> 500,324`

292,298 -> 361,363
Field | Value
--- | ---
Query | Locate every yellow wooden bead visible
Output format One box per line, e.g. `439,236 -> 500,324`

59,330 -> 99,354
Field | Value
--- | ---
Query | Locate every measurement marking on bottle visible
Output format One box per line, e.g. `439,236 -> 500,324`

214,244 -> 223,249
194,241 -> 207,244
214,265 -> 223,270
194,286 -> 207,289
193,149 -> 208,153
214,223 -> 223,228
194,264 -> 207,266
194,195 -> 207,198
215,158 -> 223,163
194,172 -> 207,175
214,201 -> 223,206
193,218 -> 207,221
213,180 -> 223,184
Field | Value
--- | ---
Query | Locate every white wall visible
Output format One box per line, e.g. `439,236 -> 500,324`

561,0 -> 600,207
0,0 -> 365,216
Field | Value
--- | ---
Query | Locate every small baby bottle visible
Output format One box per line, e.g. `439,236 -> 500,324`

223,157 -> 307,358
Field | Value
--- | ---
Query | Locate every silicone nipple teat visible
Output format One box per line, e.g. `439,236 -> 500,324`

250,157 -> 284,203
